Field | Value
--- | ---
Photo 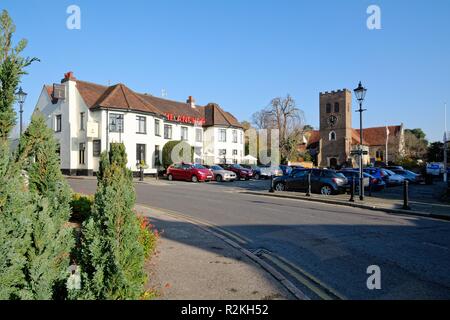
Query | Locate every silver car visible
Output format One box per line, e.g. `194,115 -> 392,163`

207,165 -> 237,182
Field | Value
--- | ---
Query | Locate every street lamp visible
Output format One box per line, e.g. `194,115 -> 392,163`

16,87 -> 27,136
354,82 -> 367,201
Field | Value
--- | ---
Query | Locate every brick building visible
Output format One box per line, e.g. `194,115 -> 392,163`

300,89 -> 405,168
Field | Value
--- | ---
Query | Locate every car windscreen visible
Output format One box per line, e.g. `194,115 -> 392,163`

211,166 -> 223,170
192,164 -> 206,169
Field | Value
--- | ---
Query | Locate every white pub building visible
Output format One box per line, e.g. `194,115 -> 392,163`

33,72 -> 245,176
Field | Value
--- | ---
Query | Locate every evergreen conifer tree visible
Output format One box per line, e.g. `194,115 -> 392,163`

17,114 -> 74,299
79,143 -> 145,299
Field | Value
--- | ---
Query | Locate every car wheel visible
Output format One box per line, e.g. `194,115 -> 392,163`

275,183 -> 286,191
320,185 -> 333,196
191,175 -> 199,183
254,173 -> 260,180
216,175 -> 223,183
168,174 -> 173,181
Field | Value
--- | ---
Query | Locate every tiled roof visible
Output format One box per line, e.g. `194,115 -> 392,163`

201,103 -> 242,128
45,76 -> 242,128
304,126 -> 402,148
354,126 -> 402,146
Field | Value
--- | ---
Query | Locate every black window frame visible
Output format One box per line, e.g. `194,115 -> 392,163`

164,124 -> 172,139
109,113 -> 124,133
136,115 -> 147,134
136,144 -> 146,164
93,140 -> 101,157
79,143 -> 86,165
155,119 -> 161,136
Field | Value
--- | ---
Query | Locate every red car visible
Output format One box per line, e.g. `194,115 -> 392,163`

167,163 -> 214,183
222,164 -> 254,180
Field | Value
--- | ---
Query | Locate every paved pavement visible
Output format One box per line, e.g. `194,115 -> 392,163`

68,177 -> 450,300
139,205 -> 291,300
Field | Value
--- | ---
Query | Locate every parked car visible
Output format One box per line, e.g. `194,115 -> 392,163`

273,169 -> 348,195
280,165 -> 293,176
385,166 -> 404,171
204,165 -> 237,182
222,164 -> 254,180
426,162 -> 445,176
363,168 -> 405,187
391,169 -> 425,184
167,163 -> 214,183
338,170 -> 370,190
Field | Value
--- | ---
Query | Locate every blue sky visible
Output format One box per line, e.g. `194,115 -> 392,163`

2,0 -> 450,142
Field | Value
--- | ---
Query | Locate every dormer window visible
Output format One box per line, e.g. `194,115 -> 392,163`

329,131 -> 337,141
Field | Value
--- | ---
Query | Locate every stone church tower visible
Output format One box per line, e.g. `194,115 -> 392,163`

319,89 -> 353,168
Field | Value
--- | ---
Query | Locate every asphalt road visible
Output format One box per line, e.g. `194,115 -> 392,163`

68,177 -> 450,300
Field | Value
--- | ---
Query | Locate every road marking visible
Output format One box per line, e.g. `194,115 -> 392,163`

260,253 -> 345,300
138,204 -> 251,245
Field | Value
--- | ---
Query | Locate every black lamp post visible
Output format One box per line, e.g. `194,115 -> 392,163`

354,82 -> 367,201
16,87 -> 28,136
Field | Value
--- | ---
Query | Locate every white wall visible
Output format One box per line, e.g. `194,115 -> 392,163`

34,79 -> 245,174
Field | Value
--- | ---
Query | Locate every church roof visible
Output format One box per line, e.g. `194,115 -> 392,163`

354,126 -> 402,146
305,125 -> 403,148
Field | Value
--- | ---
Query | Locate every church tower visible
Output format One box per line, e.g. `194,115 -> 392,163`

319,89 -> 353,168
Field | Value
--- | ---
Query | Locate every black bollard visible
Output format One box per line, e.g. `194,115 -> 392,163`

139,167 -> 144,182
269,175 -> 275,193
403,180 -> 411,210
306,172 -> 312,197
349,179 -> 355,202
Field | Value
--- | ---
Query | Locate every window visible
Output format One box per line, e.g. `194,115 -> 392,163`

93,140 -> 101,157
326,103 -> 331,113
232,130 -> 238,143
55,115 -> 62,132
334,102 -> 340,113
376,150 -> 384,161
232,149 -> 238,156
164,124 -> 172,139
240,131 -> 243,144
196,128 -> 203,143
155,119 -> 161,136
79,143 -> 86,165
219,129 -> 227,142
136,144 -> 146,164
109,113 -> 124,133
219,149 -> 227,156
80,112 -> 85,131
181,127 -> 188,141
154,145 -> 161,166
136,116 -> 146,134
329,131 -> 336,141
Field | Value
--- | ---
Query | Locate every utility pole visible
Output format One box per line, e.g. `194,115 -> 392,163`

444,103 -> 448,183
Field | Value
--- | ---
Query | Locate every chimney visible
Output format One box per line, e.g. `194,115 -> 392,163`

187,96 -> 196,108
61,71 -> 76,83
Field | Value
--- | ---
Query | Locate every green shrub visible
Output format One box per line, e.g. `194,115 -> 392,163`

162,141 -> 194,169
70,194 -> 94,222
